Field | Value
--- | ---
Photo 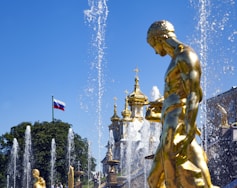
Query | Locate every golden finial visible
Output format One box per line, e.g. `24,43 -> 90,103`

122,89 -> 132,121
111,96 -> 120,122
124,90 -> 129,107
113,97 -> 117,113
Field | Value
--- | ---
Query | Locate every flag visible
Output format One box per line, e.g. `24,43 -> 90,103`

53,98 -> 66,111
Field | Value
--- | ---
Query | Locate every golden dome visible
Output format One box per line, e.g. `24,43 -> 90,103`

127,76 -> 148,106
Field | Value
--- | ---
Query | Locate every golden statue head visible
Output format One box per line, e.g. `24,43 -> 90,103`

147,20 -> 176,46
32,169 -> 40,178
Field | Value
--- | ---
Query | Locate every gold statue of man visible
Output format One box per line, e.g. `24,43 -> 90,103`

146,20 -> 219,188
32,169 -> 46,188
68,165 -> 75,188
217,103 -> 229,128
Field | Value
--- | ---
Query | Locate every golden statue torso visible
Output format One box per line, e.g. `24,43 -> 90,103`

164,45 -> 202,100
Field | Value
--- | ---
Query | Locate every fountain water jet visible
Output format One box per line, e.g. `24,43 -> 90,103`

67,128 -> 75,169
23,125 -> 32,188
6,174 -> 9,188
84,0 -> 109,184
87,141 -> 92,187
109,129 -> 115,155
190,0 -> 237,151
126,121 -> 132,188
8,138 -> 19,188
50,138 -> 56,187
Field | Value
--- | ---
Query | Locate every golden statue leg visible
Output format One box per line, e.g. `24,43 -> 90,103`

148,146 -> 166,188
177,160 -> 205,188
188,140 -> 220,188
162,108 -> 183,188
161,106 -> 206,187
149,107 -> 183,188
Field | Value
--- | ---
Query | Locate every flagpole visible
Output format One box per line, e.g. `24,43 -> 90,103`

52,96 -> 54,123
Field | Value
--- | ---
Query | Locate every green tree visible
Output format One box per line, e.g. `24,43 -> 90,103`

0,153 -> 7,187
0,120 -> 96,188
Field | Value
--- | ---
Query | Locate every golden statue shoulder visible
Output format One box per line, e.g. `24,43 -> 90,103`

175,45 -> 199,66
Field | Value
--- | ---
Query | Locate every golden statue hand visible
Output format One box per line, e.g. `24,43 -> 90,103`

145,97 -> 164,122
145,106 -> 162,122
174,123 -> 197,157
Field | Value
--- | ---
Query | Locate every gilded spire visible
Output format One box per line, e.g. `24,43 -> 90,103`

110,97 -> 120,122
122,90 -> 132,121
127,68 -> 148,106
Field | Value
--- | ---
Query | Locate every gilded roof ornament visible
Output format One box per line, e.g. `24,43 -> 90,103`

127,68 -> 148,106
110,97 -> 120,122
122,90 -> 132,121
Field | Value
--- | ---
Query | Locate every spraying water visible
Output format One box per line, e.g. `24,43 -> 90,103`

126,123 -> 132,188
84,0 -> 109,182
109,129 -> 115,153
87,141 -> 92,187
8,138 -> 19,188
23,125 -> 32,188
50,138 -> 56,187
67,128 -> 75,170
190,0 -> 237,151
6,174 -> 9,188
198,0 -> 209,152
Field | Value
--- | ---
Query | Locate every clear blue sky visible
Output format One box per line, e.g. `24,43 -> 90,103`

0,0 -> 236,168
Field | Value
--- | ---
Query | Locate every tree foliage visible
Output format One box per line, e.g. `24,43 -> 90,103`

0,120 -> 96,188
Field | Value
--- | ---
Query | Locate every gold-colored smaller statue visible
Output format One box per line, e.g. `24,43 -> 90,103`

32,169 -> 46,188
68,165 -> 75,188
217,103 -> 230,128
